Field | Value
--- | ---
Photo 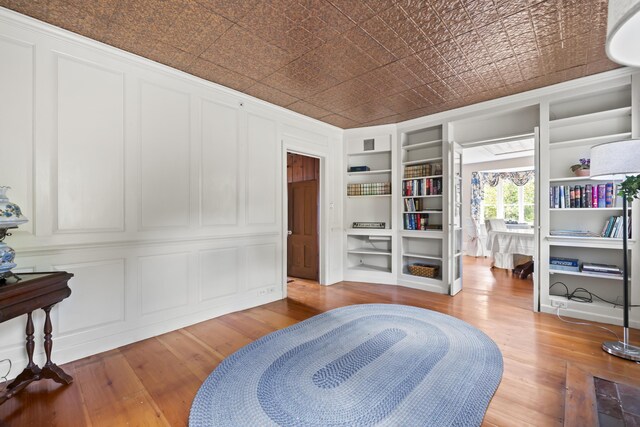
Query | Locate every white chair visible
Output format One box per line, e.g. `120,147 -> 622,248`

485,218 -> 508,232
465,218 -> 486,257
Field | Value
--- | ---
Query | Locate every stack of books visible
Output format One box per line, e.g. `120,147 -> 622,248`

347,183 -> 391,196
402,178 -> 442,196
404,214 -> 442,231
600,215 -> 631,238
581,262 -> 622,277
549,182 -> 617,208
404,163 -> 442,178
550,257 -> 580,272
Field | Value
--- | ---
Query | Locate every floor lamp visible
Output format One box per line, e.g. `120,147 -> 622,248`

590,139 -> 640,361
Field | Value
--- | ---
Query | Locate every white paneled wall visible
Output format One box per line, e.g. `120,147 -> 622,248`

0,9 -> 343,373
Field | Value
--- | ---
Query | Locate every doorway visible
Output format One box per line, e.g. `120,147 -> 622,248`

287,153 -> 320,281
459,134 -> 537,302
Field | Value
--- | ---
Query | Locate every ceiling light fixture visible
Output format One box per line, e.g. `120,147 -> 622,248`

606,0 -> 640,66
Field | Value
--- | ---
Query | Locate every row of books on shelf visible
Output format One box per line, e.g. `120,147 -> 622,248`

549,183 -> 617,208
403,214 -> 442,231
600,215 -> 632,238
403,198 -> 442,213
347,183 -> 391,196
402,178 -> 442,197
404,163 -> 442,178
549,257 -> 622,276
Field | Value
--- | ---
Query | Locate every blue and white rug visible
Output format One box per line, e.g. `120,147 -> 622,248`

190,304 -> 503,427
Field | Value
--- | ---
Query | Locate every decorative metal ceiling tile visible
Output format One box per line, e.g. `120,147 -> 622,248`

0,0 -> 619,129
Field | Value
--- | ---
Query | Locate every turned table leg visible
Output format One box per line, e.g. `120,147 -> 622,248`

39,305 -> 73,385
5,312 -> 41,393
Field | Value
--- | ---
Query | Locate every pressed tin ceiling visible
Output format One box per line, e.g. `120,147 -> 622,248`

0,0 -> 619,129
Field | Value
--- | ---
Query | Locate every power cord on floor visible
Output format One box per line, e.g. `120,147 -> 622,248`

555,308 -> 621,341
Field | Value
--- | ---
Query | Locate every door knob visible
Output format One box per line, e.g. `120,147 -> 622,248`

287,230 -> 292,235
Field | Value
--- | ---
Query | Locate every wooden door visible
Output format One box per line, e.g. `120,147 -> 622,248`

288,180 -> 319,280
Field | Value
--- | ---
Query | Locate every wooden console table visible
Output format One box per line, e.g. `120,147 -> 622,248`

0,272 -> 74,404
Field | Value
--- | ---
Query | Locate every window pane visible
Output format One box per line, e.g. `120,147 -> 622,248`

504,205 -> 518,221
484,205 -> 497,219
483,185 -> 497,205
524,205 -> 535,223
503,182 -> 519,205
524,180 -> 535,204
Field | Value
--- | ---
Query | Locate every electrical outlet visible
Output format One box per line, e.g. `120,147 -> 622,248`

257,286 -> 277,297
550,298 -> 568,309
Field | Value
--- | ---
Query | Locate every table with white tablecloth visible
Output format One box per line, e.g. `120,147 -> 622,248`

486,229 -> 535,269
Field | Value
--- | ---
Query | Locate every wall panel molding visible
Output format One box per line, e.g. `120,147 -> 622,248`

52,258 -> 126,335
55,53 -> 125,233
198,247 -> 240,302
139,80 -> 191,229
0,34 -> 35,234
200,99 -> 239,226
138,251 -> 190,315
246,113 -> 278,225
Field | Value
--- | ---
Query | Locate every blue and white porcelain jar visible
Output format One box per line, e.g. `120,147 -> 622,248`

0,187 -> 28,279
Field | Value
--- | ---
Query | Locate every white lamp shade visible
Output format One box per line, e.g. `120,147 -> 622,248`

590,139 -> 640,180
607,0 -> 640,66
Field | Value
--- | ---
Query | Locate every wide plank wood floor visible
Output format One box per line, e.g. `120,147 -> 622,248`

1,256 -> 639,426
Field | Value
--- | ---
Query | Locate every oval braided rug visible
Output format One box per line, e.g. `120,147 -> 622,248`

189,304 -> 503,427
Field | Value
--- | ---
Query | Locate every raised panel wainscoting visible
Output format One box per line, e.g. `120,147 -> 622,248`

0,10 -> 343,375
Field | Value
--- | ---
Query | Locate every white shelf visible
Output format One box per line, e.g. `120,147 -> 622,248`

347,248 -> 392,256
347,194 -> 391,198
348,264 -> 391,273
549,106 -> 632,128
402,174 -> 442,181
346,228 -> 392,236
402,195 -> 442,198
549,269 -> 624,281
547,235 -> 634,243
403,210 -> 443,214
347,150 -> 391,157
401,139 -> 442,151
347,169 -> 392,176
402,157 -> 443,166
400,273 -> 442,284
549,176 -> 594,183
550,132 -> 632,149
403,253 -> 442,261
400,230 -> 444,238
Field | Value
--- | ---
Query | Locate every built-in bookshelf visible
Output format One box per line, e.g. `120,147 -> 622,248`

345,134 -> 394,278
397,125 -> 448,292
540,80 -> 640,326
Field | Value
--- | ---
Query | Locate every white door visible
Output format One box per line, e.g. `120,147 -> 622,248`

450,141 -> 463,295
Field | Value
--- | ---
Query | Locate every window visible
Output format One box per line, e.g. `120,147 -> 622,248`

481,178 -> 535,224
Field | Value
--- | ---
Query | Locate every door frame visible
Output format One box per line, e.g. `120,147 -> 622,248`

281,139 -> 327,298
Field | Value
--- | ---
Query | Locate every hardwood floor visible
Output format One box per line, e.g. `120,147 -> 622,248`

1,256 -> 638,426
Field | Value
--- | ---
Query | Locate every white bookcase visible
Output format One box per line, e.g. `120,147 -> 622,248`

540,78 -> 640,327
344,135 -> 394,280
396,125 -> 450,292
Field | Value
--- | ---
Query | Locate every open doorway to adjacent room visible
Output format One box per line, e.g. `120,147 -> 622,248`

286,153 -> 320,284
460,135 -> 537,297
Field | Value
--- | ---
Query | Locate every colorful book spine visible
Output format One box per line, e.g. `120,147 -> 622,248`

598,184 -> 606,207
605,183 -> 613,207
592,186 -> 598,208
